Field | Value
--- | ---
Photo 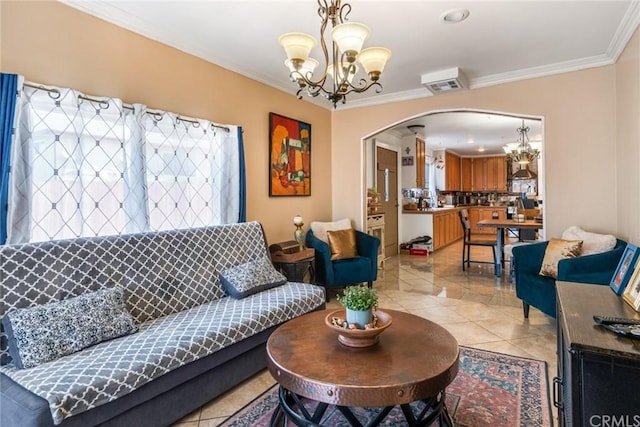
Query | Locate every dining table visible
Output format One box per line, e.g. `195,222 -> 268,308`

476,218 -> 543,277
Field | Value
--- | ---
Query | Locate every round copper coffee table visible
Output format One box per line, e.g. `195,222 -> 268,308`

266,309 -> 459,426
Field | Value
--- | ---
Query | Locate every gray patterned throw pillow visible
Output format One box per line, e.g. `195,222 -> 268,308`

2,287 -> 138,369
220,257 -> 287,299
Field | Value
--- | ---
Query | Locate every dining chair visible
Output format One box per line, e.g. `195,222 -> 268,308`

458,209 -> 498,274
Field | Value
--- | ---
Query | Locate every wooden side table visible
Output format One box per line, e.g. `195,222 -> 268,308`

269,241 -> 315,283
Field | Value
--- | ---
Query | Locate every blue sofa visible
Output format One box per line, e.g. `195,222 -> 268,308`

305,229 -> 379,298
0,222 -> 325,426
513,239 -> 626,318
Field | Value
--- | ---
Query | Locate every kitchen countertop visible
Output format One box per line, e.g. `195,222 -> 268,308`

403,206 -> 460,214
403,205 -> 510,214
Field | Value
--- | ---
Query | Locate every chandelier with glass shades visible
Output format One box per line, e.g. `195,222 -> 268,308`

278,0 -> 392,108
503,120 -> 541,165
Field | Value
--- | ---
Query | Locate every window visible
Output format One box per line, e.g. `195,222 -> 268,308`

5,81 -> 243,244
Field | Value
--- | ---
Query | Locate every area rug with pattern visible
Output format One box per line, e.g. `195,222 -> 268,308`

220,346 -> 552,426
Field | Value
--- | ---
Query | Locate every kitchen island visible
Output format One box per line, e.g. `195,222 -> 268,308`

402,206 -> 462,251
402,205 -> 508,251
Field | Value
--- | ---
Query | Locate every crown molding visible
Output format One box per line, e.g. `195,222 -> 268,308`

607,0 -> 640,62
331,88 -> 431,111
470,53 -> 615,89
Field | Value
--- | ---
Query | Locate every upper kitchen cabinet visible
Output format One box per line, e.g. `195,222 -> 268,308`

445,152 -> 461,191
471,156 -> 507,191
435,150 -> 461,191
461,158 -> 473,191
487,156 -> 507,191
416,137 -> 426,188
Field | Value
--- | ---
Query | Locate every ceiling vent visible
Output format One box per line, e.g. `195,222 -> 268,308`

421,68 -> 468,94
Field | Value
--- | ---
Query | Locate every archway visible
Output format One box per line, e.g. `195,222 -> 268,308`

363,109 -> 545,258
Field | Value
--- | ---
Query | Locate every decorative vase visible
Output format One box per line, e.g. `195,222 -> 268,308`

293,215 -> 305,249
346,308 -> 373,329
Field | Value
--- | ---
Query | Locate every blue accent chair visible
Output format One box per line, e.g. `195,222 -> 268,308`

513,239 -> 627,318
305,229 -> 380,300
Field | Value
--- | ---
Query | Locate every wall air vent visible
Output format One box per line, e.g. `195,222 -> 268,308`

421,68 -> 468,94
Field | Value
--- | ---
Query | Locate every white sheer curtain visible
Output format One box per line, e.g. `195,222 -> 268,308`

144,112 -> 240,231
216,124 -> 240,224
123,104 -> 149,234
8,85 -> 139,242
6,81 -> 240,244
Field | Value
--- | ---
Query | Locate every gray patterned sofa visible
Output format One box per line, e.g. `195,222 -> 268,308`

0,221 -> 325,426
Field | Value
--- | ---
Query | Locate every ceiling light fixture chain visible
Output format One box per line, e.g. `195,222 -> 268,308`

279,0 -> 391,108
503,120 -> 541,165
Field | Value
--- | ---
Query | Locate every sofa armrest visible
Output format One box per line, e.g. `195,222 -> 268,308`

558,239 -> 627,285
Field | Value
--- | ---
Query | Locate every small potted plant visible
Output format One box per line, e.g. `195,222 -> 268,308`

337,285 -> 378,329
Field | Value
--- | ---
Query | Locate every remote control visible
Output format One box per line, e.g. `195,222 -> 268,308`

600,324 -> 640,340
593,315 -> 640,326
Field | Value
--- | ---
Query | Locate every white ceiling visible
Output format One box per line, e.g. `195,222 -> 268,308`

398,112 -> 543,157
61,0 -> 639,154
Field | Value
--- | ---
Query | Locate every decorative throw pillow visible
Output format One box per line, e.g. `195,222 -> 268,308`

310,218 -> 351,243
561,226 -> 616,256
220,257 -> 287,299
539,238 -> 584,279
2,287 -> 138,369
327,228 -> 359,260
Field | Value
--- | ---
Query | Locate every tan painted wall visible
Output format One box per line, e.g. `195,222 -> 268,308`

2,1 -> 638,245
616,27 -> 640,246
332,67 -> 621,239
0,1 -> 333,244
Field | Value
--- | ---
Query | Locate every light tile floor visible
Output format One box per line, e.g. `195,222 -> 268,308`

173,240 -> 558,426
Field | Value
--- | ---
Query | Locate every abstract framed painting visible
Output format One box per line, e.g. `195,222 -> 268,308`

269,113 -> 311,196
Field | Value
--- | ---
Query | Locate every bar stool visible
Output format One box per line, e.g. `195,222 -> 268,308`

458,209 -> 498,274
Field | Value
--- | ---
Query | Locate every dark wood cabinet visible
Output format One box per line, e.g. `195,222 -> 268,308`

556,282 -> 640,427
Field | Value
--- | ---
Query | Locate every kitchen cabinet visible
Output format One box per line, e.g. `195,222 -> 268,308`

461,158 -> 473,191
556,282 -> 640,427
432,209 -> 463,250
487,156 -> 507,191
472,158 -> 486,191
403,209 -> 462,252
469,207 -> 506,234
444,152 -> 461,191
471,156 -> 507,191
416,138 -> 425,188
433,214 -> 445,250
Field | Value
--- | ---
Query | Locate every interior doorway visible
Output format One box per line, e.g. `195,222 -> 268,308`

376,146 -> 398,257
